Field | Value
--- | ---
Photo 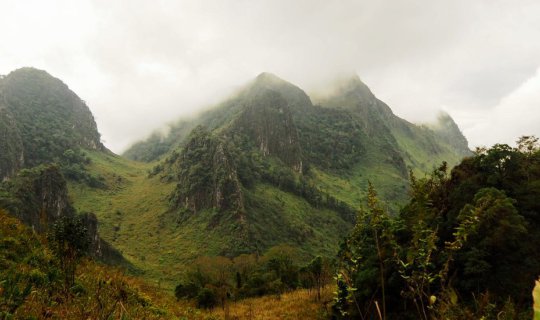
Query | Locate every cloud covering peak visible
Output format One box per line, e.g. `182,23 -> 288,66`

1,0 -> 539,152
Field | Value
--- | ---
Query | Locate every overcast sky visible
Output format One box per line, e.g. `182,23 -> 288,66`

1,0 -> 539,153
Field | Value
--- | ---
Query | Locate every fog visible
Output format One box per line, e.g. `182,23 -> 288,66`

1,0 -> 540,152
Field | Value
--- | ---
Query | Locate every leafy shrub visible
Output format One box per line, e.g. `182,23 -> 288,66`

196,288 -> 218,309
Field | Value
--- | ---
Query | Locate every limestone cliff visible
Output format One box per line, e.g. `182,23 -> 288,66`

170,126 -> 244,216
233,89 -> 303,173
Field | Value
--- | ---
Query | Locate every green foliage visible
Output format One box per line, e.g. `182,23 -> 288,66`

48,215 -> 90,289
174,281 -> 200,300
0,68 -> 102,169
169,126 -> 244,216
0,106 -> 23,180
293,104 -> 367,171
0,210 -> 185,319
335,182 -> 398,319
334,137 -> 540,319
175,244 -> 334,310
196,288 -> 218,309
71,72 -> 473,295
58,148 -> 105,188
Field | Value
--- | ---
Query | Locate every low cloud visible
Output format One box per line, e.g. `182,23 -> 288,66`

464,67 -> 540,148
1,0 -> 539,152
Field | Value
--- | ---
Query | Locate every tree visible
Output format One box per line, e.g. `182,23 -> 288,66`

334,182 -> 396,319
47,215 -> 89,291
262,244 -> 300,290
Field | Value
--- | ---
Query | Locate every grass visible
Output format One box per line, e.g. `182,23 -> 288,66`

68,151 -> 352,292
2,205 -> 334,319
245,183 -> 351,257
207,286 -> 334,320
68,151 -> 249,290
310,148 -> 410,214
66,146 -> 463,292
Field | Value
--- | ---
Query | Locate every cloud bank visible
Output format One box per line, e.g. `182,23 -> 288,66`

1,0 -> 539,152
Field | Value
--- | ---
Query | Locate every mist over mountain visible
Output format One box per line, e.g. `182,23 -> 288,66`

4,67 -> 539,319
117,71 -> 471,259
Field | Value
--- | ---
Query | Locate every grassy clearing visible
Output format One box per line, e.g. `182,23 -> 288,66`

68,151 -> 245,290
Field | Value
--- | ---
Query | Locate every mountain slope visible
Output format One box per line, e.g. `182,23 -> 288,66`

0,68 -> 471,290
0,68 -> 103,180
94,72 -> 471,289
0,68 -> 124,267
126,73 -> 469,212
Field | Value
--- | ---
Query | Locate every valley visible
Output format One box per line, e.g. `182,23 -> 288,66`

3,67 -> 539,319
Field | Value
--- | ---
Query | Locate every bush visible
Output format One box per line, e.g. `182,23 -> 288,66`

174,281 -> 200,300
196,288 -> 218,309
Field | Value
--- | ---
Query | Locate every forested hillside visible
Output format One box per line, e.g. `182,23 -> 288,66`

0,69 -> 473,289
0,68 -> 103,181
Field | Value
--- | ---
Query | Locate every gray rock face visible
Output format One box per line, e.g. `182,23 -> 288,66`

235,89 -> 303,173
171,126 -> 245,216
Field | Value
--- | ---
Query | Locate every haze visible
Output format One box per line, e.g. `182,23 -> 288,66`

1,0 -> 539,153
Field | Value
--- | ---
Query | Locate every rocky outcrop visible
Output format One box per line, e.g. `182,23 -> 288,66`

234,89 -> 303,173
0,165 -> 125,264
430,112 -> 471,155
5,165 -> 74,232
80,212 -> 128,265
171,126 -> 244,216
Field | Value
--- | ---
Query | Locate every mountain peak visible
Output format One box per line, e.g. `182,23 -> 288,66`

429,111 -> 470,154
255,71 -> 282,82
0,67 -> 103,178
246,72 -> 312,108
253,72 -> 297,89
335,73 -> 375,100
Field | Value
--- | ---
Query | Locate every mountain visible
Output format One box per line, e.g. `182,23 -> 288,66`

126,73 -> 470,206
0,68 -> 103,180
0,68 -> 470,290
0,68 -> 125,266
106,72 -> 470,286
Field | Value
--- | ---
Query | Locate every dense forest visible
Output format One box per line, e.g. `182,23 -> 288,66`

334,136 -> 540,319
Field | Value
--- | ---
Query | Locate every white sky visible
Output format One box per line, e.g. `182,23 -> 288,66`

1,0 -> 539,152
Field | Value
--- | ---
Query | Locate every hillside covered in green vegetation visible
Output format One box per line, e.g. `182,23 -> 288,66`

0,68 -> 103,181
0,68 -> 471,288
1,67 -> 491,319
0,68 -> 540,319
116,72 -> 471,270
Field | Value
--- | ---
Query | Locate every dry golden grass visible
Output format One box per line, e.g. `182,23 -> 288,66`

205,287 -> 333,320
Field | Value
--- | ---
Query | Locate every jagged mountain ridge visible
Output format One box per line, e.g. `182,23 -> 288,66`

0,68 -> 471,289
125,73 -> 469,174
130,72 -> 470,257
